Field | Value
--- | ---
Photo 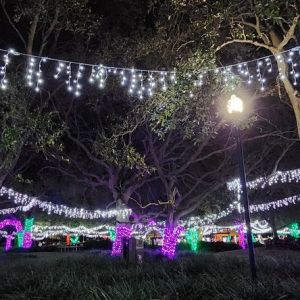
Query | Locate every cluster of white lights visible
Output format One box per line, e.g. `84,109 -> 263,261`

199,220 -> 271,235
227,168 -> 300,194
0,46 -> 299,99
26,57 -> 46,92
249,194 -> 300,213
0,205 -> 26,216
182,169 -> 300,227
287,50 -> 300,85
0,49 -> 15,89
0,186 -> 132,219
32,224 -> 112,239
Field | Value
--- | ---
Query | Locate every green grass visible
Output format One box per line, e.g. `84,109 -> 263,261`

0,250 -> 300,300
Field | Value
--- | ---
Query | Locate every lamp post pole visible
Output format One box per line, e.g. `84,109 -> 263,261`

236,127 -> 257,281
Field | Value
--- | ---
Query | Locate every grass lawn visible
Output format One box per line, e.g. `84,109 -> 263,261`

0,249 -> 300,300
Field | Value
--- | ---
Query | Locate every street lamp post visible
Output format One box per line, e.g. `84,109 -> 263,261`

227,94 -> 257,281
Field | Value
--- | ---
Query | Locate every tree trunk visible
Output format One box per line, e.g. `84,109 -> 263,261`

273,51 -> 300,137
0,174 -> 7,188
269,211 -> 278,240
26,13 -> 40,54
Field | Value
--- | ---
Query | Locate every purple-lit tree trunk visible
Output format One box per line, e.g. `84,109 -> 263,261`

23,232 -> 33,249
111,224 -> 132,256
0,218 -> 23,251
5,235 -> 13,251
161,225 -> 184,259
238,223 -> 246,250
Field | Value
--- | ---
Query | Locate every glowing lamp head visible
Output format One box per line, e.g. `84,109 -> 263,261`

227,94 -> 244,114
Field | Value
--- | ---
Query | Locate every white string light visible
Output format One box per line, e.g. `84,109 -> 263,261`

0,49 -> 15,89
74,64 -> 84,97
288,50 -> 299,86
35,58 -> 46,92
227,168 -> 300,193
66,63 -> 73,92
256,60 -> 265,91
0,46 -> 299,99
137,73 -> 144,99
0,171 -> 299,228
0,186 -> 132,220
32,224 -> 112,239
54,61 -> 66,79
249,194 -> 300,213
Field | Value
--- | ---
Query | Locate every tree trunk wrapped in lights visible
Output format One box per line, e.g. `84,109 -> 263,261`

111,224 -> 132,256
161,225 -> 184,259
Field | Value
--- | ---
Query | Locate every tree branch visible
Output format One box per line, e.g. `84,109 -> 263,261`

1,0 -> 26,50
278,15 -> 299,50
215,39 -> 275,52
271,141 -> 297,174
66,130 -> 109,170
39,7 -> 60,56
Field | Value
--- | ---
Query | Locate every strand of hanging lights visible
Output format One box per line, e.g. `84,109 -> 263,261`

0,186 -> 132,220
227,168 -> 300,193
0,46 -> 299,99
1,181 -> 299,225
181,168 -> 300,227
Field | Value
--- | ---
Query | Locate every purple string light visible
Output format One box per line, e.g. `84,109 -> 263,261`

111,224 -> 132,256
0,218 -> 23,251
23,232 -> 33,249
5,234 -> 13,251
162,225 -> 184,259
238,223 -> 246,249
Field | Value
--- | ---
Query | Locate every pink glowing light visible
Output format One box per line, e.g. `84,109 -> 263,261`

0,218 -> 23,251
162,225 -> 184,259
23,232 -> 33,249
5,235 -> 13,251
111,224 -> 132,256
238,223 -> 246,250
148,219 -> 156,226
0,219 -> 23,232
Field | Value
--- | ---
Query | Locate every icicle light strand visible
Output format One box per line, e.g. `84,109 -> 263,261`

0,46 -> 299,98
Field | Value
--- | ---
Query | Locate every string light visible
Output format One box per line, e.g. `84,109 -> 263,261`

265,57 -> 273,73
138,73 -> 144,100
74,64 -> 84,97
108,228 -> 116,241
256,60 -> 265,91
288,50 -> 299,86
0,218 -> 23,251
70,235 -> 79,245
0,49 -> 14,90
249,194 -> 300,213
66,63 -> 73,92
237,222 -> 246,249
98,65 -> 107,89
161,225 -> 184,259
0,46 -> 299,98
160,71 -> 167,91
182,168 -> 300,236
120,70 -> 127,86
185,228 -> 199,252
66,234 -> 70,246
5,235 -> 13,251
0,186 -> 132,220
227,168 -> 300,194
54,61 -> 66,79
0,218 -> 288,246
32,224 -> 112,239
289,222 -> 299,239
22,218 -> 34,249
111,224 -> 132,256
17,231 -> 24,247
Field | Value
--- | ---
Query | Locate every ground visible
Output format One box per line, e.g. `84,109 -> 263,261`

0,248 -> 299,300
